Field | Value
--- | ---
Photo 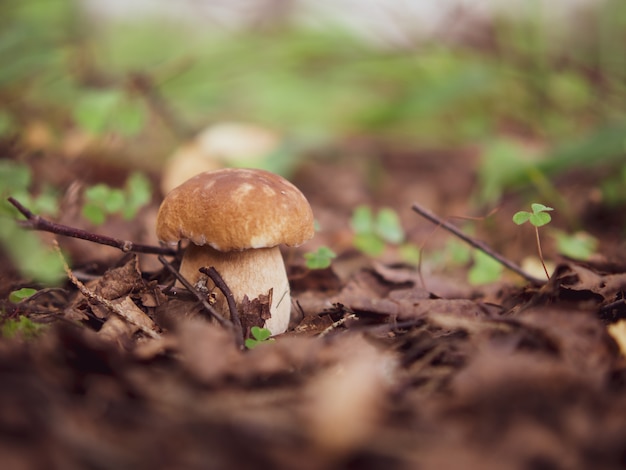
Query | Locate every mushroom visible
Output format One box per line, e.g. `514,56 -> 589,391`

156,168 -> 314,335
160,122 -> 282,195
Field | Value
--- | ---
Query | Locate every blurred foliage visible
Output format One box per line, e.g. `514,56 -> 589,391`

0,161 -> 65,284
553,230 -> 598,260
304,246 -> 337,270
0,0 -> 625,282
1,315 -> 45,339
1,0 -> 624,144
82,172 -> 152,225
351,205 -> 404,256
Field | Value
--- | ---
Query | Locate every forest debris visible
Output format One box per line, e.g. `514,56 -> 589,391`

552,263 -> 626,303
55,243 -> 160,340
240,291 -> 272,335
93,256 -> 144,299
608,320 -> 626,357
306,335 -> 396,456
99,296 -> 161,343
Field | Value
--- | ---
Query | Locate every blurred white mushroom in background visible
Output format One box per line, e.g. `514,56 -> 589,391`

160,122 -> 285,195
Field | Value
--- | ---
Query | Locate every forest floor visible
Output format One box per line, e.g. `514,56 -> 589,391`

1,142 -> 626,470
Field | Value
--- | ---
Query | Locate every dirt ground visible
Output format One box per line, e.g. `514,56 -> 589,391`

1,144 -> 626,470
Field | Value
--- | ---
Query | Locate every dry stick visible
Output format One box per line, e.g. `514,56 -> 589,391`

411,202 -> 545,286
8,197 -> 175,256
157,256 -> 244,350
54,241 -> 161,339
199,266 -> 244,344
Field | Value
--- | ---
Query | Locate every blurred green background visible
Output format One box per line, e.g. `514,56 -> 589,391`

0,0 -> 625,284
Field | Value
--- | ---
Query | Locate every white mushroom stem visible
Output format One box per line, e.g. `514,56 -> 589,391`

179,244 -> 291,335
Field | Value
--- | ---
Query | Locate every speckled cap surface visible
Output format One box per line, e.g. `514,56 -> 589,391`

156,168 -> 314,251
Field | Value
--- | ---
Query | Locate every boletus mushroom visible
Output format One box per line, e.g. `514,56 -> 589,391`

156,168 -> 314,335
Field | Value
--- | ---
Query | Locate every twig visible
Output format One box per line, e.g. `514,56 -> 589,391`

8,197 -> 175,256
54,241 -> 161,339
411,202 -> 545,285
199,266 -> 244,345
319,313 -> 357,338
157,256 -> 244,349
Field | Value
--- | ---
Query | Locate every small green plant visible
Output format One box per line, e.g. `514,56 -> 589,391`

553,230 -> 597,260
82,172 -> 152,225
468,250 -> 504,285
304,246 -> 337,269
0,161 -> 65,284
513,203 -> 554,279
72,88 -> 148,137
436,237 -> 503,285
1,315 -> 45,339
350,205 -> 404,256
8,287 -> 38,303
245,326 -> 275,349
350,205 -> 421,264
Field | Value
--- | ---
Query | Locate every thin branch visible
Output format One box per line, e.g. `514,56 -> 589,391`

8,197 -> 176,256
199,266 -> 244,344
157,256 -> 244,349
411,202 -> 545,285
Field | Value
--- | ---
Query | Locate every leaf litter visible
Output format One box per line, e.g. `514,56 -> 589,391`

1,152 -> 626,469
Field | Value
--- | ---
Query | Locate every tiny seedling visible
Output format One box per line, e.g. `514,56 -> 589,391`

245,326 -> 275,349
9,288 -> 38,303
304,246 -> 337,269
350,205 -> 404,256
513,203 -> 554,279
1,315 -> 45,339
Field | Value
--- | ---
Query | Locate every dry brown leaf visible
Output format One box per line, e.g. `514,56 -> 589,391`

98,296 -> 160,343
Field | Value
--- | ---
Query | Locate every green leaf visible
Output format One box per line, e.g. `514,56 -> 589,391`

350,205 -> 374,235
512,211 -> 531,225
554,230 -> 597,260
251,326 -> 271,341
398,243 -> 420,265
244,338 -> 259,349
123,172 -> 152,219
353,233 -> 386,256
468,250 -> 503,285
375,207 -> 404,244
529,211 -> 552,227
245,326 -> 275,349
9,287 -> 37,303
531,203 -> 554,214
2,315 -> 44,339
111,98 -> 147,136
0,161 -> 31,194
81,203 -> 106,225
73,89 -> 121,135
0,220 -> 65,284
84,184 -> 111,205
304,246 -> 336,270
103,188 -> 125,212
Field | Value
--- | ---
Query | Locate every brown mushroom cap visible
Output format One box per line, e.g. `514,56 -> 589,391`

156,168 -> 314,251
